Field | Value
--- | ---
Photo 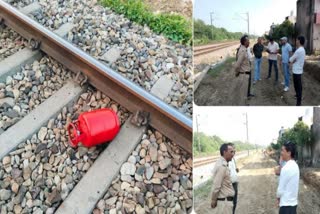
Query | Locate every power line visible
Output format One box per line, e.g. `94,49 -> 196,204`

234,12 -> 250,35
210,12 -> 214,39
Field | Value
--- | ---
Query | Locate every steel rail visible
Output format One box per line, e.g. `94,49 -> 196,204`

194,151 -> 250,167
194,41 -> 237,50
0,1 -> 192,153
193,157 -> 219,168
194,42 -> 238,52
194,42 -> 239,57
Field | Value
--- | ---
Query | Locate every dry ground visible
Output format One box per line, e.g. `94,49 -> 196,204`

194,55 -> 320,106
194,153 -> 320,214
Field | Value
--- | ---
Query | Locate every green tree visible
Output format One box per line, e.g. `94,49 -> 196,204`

278,121 -> 311,146
275,120 -> 311,162
266,20 -> 295,43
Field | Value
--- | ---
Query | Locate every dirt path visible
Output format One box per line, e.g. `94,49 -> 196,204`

194,55 -> 320,106
194,153 -> 320,214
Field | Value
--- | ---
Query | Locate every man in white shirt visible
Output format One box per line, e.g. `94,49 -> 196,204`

289,36 -> 306,106
228,143 -> 239,214
266,38 -> 280,83
277,141 -> 299,214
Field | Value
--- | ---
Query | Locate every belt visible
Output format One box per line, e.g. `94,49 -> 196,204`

217,197 -> 234,201
239,71 -> 251,75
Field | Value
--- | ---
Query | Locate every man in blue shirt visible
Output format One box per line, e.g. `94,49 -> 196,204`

280,37 -> 292,92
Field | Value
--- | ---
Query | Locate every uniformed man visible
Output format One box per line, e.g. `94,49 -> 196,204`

234,35 -> 254,104
228,143 -> 239,214
211,143 -> 235,214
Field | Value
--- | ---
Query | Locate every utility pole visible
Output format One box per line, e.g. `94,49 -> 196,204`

243,112 -> 249,155
247,12 -> 250,36
245,112 -> 249,143
210,12 -> 214,39
196,114 -> 201,152
235,12 -> 250,35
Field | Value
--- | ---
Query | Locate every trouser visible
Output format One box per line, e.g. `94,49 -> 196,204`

293,73 -> 302,106
268,59 -> 278,81
234,73 -> 249,105
213,200 -> 233,214
232,182 -> 238,214
282,63 -> 290,87
254,57 -> 262,81
279,205 -> 297,214
246,72 -> 252,97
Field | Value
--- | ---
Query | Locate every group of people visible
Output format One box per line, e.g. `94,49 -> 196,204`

233,35 -> 306,106
211,142 -> 300,214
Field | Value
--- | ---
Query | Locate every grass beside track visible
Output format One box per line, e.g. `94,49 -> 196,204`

208,57 -> 236,77
100,0 -> 192,45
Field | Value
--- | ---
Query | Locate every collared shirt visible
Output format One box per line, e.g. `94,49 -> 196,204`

247,47 -> 254,62
277,159 -> 300,207
281,43 -> 292,63
228,158 -> 238,183
211,157 -> 235,204
280,160 -> 287,168
253,43 -> 264,58
267,42 -> 279,60
234,45 -> 251,73
289,47 -> 306,74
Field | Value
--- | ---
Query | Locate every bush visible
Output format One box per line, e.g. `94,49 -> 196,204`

100,0 -> 192,45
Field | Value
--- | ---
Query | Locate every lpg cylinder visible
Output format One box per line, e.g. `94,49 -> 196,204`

67,108 -> 120,147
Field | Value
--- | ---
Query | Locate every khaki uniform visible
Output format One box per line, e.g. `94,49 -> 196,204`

233,74 -> 249,105
233,45 -> 252,103
211,157 -> 235,214
234,45 -> 251,74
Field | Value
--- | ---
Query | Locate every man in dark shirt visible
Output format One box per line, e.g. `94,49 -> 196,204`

252,37 -> 265,84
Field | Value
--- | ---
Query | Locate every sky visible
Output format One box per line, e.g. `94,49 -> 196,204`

193,106 -> 313,147
194,0 -> 297,35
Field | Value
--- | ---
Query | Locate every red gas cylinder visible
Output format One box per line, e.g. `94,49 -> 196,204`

67,108 -> 120,147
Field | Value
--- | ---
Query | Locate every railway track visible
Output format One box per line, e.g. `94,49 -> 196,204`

194,151 -> 249,168
0,1 -> 192,213
193,156 -> 219,168
194,41 -> 239,57
11,0 -> 193,117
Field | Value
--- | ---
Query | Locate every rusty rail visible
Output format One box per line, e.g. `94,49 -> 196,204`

194,151 -> 250,168
193,156 -> 219,168
194,42 -> 239,57
0,1 -> 192,153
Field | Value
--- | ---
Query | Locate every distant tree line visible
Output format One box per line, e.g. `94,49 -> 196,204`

193,132 -> 258,157
193,19 -> 243,45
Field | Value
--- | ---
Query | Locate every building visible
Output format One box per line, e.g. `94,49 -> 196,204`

286,10 -> 296,24
296,0 -> 320,54
279,126 -> 285,139
313,107 -> 320,166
